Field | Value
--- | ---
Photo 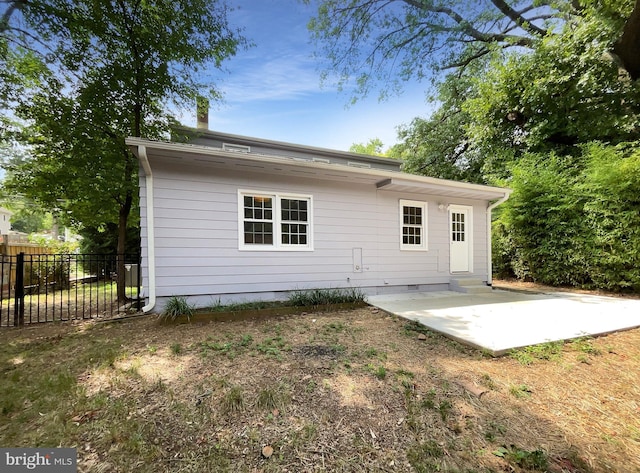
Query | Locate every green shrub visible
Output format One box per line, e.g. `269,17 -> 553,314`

493,142 -> 640,292
160,296 -> 194,321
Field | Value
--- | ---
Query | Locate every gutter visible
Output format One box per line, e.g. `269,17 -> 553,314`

486,190 -> 512,286
138,145 -> 156,313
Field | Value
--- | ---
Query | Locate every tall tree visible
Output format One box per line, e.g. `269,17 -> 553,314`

391,72 -> 487,183
1,0 -> 245,301
349,138 -> 387,156
306,0 -> 637,100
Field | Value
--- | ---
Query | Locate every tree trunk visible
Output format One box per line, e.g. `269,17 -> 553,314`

613,0 -> 640,80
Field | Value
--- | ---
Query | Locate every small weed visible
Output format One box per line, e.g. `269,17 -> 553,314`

170,343 -> 182,355
437,400 -> 452,421
302,423 -> 318,442
366,363 -> 387,380
256,384 -> 290,411
331,343 -> 346,354
255,336 -> 289,360
572,336 -> 601,356
403,320 -> 431,336
239,334 -> 253,347
509,384 -> 532,398
479,373 -> 497,390
396,369 -> 415,379
324,321 -> 345,333
510,340 -> 564,365
421,389 -> 437,410
364,347 -> 387,360
147,345 -> 158,354
484,421 -> 506,443
199,340 -> 237,359
221,386 -> 245,414
396,369 -> 415,391
493,445 -> 548,470
160,296 -> 195,321
305,379 -> 317,394
407,440 -> 444,472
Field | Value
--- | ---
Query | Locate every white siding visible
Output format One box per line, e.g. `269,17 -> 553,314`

139,161 -> 491,309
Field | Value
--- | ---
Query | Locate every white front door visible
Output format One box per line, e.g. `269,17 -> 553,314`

450,205 -> 471,273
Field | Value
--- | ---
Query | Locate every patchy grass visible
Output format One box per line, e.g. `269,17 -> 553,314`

1,306 -> 639,472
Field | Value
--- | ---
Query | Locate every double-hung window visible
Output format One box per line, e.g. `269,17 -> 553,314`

239,190 -> 313,251
400,199 -> 427,251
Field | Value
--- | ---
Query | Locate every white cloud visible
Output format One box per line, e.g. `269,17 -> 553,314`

219,52 -> 332,103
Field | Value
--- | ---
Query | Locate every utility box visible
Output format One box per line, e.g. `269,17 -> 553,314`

124,264 -> 140,287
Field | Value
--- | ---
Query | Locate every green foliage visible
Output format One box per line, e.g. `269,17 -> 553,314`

287,287 -> 366,307
466,10 -> 640,162
393,72 -> 487,183
1,0 -> 246,280
79,224 -> 140,256
307,0 -> 557,101
6,205 -> 51,234
495,143 -> 640,292
510,341 -> 564,365
493,445 -> 549,470
349,138 -> 388,156
365,363 -> 386,380
509,384 -> 532,399
407,440 -> 445,473
160,296 -> 195,321
255,383 -> 290,411
221,385 -> 244,414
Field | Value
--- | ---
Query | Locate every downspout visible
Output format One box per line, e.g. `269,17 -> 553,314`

138,145 -> 156,313
486,190 -> 512,286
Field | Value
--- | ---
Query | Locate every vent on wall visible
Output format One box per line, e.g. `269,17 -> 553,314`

223,143 -> 251,153
347,161 -> 371,169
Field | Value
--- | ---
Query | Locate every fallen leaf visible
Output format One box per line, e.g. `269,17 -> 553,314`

262,445 -> 274,459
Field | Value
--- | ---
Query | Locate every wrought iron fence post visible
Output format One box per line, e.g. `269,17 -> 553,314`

14,252 -> 25,327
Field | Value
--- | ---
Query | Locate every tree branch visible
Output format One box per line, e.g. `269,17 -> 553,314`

0,0 -> 27,32
489,0 -> 547,37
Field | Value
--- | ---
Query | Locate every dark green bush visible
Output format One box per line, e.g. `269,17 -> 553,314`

493,142 -> 640,292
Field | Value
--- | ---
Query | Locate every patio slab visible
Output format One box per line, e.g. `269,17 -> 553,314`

367,289 -> 640,355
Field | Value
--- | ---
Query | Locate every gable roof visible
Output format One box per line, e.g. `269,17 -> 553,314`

126,135 -> 510,201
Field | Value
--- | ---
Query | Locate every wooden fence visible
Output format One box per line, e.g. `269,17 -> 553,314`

1,235 -> 51,291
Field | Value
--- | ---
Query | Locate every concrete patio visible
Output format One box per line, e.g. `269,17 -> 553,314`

367,289 -> 640,355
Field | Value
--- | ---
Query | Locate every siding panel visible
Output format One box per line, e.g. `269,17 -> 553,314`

141,162 -> 491,306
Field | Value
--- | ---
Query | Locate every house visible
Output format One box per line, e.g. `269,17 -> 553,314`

0,208 -> 12,235
126,127 -> 511,313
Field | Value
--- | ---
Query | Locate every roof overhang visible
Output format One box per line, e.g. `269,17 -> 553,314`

126,137 -> 510,201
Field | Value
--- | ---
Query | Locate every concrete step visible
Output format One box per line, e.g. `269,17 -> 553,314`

449,278 -> 493,294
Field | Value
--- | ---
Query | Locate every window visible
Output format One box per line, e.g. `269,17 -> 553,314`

400,200 -> 427,251
239,191 -> 312,251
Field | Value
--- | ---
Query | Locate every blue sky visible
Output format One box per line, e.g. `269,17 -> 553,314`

179,0 -> 435,152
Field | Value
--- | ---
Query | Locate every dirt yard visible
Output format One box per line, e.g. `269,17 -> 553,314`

1,300 -> 638,472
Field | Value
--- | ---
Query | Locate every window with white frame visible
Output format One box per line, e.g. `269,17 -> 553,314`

400,200 -> 427,251
239,191 -> 312,250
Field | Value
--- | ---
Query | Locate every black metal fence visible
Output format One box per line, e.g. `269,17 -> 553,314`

1,253 -> 142,327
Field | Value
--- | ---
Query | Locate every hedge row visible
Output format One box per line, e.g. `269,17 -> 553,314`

493,142 -> 640,292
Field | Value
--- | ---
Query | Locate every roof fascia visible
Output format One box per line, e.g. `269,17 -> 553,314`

126,137 -> 510,200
